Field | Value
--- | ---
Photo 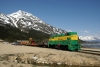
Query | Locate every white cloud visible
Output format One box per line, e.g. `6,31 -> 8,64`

79,31 -> 100,41
80,30 -> 90,33
94,34 -> 100,39
66,30 -> 72,32
84,30 -> 90,33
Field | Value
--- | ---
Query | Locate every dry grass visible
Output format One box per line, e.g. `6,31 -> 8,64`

0,52 -> 100,67
0,43 -> 100,67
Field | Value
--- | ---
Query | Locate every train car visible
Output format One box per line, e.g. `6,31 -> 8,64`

26,38 -> 38,46
48,32 -> 81,51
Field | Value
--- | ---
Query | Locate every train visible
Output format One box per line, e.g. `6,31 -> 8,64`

19,32 -> 81,51
48,32 -> 81,51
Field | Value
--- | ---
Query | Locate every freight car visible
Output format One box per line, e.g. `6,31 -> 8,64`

26,38 -> 38,46
48,32 -> 81,51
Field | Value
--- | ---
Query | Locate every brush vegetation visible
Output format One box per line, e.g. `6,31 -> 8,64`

0,23 -> 50,42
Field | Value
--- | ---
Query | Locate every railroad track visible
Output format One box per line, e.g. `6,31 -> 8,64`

79,48 -> 100,56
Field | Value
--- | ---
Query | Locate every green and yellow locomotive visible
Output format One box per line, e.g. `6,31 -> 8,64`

48,32 -> 81,51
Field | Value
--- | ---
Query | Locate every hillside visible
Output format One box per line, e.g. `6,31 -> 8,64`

0,23 -> 50,42
0,10 -> 67,34
1,10 -> 100,43
0,10 -> 68,42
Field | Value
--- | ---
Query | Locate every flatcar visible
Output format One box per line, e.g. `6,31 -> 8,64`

48,32 -> 81,51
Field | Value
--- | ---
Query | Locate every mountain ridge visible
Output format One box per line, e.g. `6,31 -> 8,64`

79,36 -> 100,42
0,10 -> 100,42
0,10 -> 67,34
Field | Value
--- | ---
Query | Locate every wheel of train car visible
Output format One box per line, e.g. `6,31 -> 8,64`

54,45 -> 58,49
54,45 -> 60,49
75,48 -> 78,52
51,45 -> 55,48
65,45 -> 68,50
48,44 -> 51,48
60,46 -> 63,50
26,43 -> 28,46
57,45 -> 60,50
58,46 -> 60,50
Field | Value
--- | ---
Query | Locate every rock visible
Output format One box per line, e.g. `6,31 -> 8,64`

42,61 -> 44,64
14,60 -> 17,63
32,56 -> 38,60
49,62 -> 53,64
57,62 -> 62,65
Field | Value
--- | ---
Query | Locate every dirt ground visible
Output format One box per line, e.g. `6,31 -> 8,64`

0,42 -> 100,67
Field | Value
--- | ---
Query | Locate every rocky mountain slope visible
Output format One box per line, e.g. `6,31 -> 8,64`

1,10 -> 100,42
0,10 -> 67,34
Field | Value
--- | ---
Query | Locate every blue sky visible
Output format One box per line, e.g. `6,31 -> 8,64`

0,0 -> 100,37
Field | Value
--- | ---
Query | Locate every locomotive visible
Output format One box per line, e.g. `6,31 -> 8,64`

48,32 -> 81,51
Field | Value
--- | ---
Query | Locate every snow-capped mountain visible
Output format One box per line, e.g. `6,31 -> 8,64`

0,10 -> 67,34
79,36 -> 100,42
1,10 -> 99,42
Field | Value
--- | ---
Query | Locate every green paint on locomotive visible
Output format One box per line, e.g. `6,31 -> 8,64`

48,32 -> 81,51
